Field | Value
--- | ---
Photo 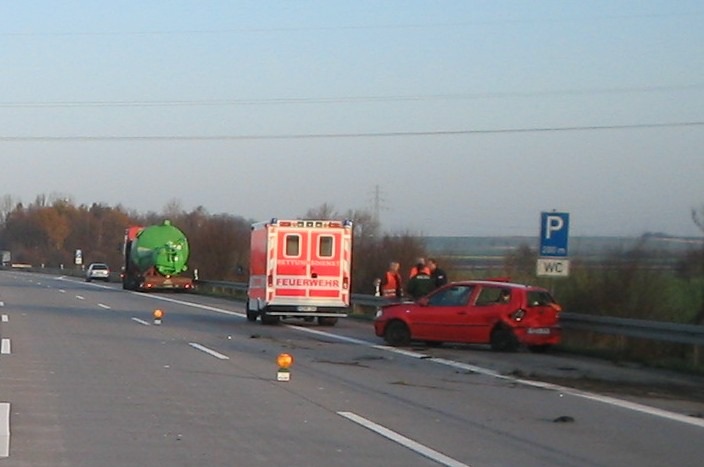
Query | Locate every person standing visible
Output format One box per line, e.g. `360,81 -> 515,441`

408,257 -> 430,278
380,261 -> 403,300
406,261 -> 434,299
427,258 -> 448,289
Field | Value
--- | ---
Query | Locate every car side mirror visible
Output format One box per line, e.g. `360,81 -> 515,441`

418,297 -> 429,306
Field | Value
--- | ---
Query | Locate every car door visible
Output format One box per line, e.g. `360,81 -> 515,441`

459,285 -> 514,343
412,284 -> 475,342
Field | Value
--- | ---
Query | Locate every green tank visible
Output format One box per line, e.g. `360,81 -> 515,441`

130,220 -> 189,276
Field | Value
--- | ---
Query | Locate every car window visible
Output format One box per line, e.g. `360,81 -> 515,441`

91,264 -> 108,270
527,290 -> 556,307
475,287 -> 511,306
427,285 -> 473,306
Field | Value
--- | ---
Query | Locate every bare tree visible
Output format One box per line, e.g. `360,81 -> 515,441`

0,194 -> 17,226
304,203 -> 338,219
162,199 -> 184,219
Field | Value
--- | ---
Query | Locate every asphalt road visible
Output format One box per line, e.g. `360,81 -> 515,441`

1,271 -> 703,466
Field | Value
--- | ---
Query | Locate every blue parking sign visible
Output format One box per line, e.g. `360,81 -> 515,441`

539,212 -> 569,257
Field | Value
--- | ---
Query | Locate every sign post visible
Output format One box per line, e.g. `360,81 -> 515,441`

537,212 -> 570,277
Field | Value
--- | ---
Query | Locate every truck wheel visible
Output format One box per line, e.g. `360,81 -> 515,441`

317,317 -> 338,326
384,320 -> 411,347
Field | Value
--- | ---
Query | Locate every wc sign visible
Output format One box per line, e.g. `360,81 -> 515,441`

537,212 -> 570,277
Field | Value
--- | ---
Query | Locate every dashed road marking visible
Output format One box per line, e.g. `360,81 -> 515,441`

0,402 -> 9,457
98,303 -> 111,310
338,411 -> 469,467
189,342 -> 230,360
75,295 -> 85,300
1,339 -> 10,355
131,317 -> 150,326
1,315 -> 7,323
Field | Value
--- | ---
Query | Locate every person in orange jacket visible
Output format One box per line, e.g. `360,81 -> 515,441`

409,257 -> 430,278
380,261 -> 403,300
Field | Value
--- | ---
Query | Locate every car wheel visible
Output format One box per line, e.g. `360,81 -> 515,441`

490,326 -> 518,352
384,320 -> 411,347
317,317 -> 338,326
528,344 -> 552,353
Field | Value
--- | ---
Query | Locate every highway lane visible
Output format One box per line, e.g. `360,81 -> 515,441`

1,271 -> 703,466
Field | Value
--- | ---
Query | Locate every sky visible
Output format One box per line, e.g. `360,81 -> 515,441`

1,1 -> 703,237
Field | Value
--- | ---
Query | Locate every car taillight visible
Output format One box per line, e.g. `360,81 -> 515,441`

510,308 -> 526,322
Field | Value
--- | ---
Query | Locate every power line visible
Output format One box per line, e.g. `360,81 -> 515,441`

2,13 -> 702,37
1,121 -> 702,142
2,84 -> 702,108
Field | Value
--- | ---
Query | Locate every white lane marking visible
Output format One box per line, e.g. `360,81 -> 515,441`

131,317 -> 151,326
1,315 -> 7,323
121,293 -> 704,429
1,339 -> 10,355
339,411 -> 469,467
0,301 -> 4,307
98,304 -> 111,310
0,402 -> 9,458
59,290 -> 66,293
189,342 -> 230,360
75,295 -> 85,300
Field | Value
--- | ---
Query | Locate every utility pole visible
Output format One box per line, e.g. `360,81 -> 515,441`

370,184 -> 387,225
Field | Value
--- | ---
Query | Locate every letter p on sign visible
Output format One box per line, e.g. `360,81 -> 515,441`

545,216 -> 564,240
539,212 -> 569,257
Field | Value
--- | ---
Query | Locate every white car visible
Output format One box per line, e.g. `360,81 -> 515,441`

85,263 -> 110,282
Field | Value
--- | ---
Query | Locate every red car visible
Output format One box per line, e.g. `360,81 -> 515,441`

373,280 -> 561,352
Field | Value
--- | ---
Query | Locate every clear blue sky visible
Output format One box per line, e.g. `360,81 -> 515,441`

2,1 -> 703,237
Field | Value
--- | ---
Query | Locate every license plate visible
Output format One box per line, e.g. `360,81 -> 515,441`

527,328 -> 550,335
297,306 -> 317,312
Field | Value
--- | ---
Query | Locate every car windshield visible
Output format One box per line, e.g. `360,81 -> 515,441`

91,264 -> 108,270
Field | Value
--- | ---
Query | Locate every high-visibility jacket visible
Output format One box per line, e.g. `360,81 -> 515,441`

381,271 -> 402,298
409,265 -> 430,278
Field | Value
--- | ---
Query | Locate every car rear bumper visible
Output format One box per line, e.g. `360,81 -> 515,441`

514,326 -> 561,346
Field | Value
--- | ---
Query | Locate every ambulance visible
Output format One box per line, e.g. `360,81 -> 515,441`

246,218 -> 353,326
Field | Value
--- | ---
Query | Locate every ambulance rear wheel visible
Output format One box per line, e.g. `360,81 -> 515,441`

318,317 -> 338,326
245,302 -> 258,322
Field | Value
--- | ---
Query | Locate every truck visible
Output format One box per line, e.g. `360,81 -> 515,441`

121,220 -> 194,292
246,218 -> 353,326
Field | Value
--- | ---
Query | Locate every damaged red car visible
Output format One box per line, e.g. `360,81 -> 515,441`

374,280 -> 561,352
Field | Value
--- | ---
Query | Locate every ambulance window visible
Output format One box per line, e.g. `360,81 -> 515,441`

319,236 -> 334,257
285,235 -> 300,257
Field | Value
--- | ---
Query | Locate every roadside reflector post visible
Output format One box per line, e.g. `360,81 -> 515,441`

276,353 -> 293,382
153,309 -> 164,325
